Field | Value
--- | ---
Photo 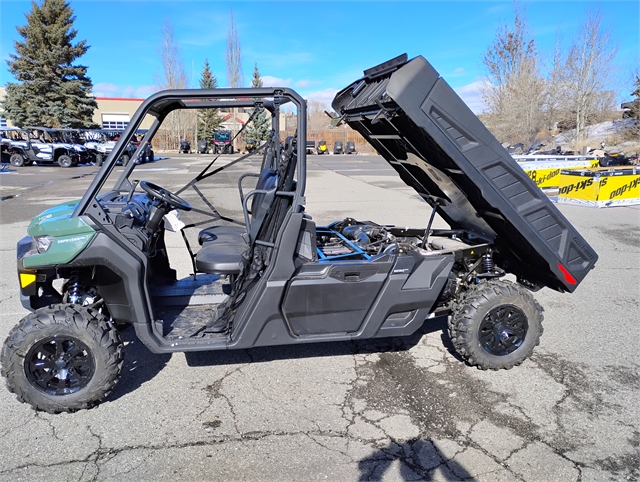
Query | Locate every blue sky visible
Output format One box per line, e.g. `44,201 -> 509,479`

1,0 -> 638,113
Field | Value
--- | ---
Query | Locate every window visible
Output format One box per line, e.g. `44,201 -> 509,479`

102,114 -> 129,130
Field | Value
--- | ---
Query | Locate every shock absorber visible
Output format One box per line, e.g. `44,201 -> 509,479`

482,251 -> 495,275
67,270 -> 82,304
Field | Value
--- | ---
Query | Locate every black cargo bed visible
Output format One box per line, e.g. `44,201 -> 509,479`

332,54 -> 597,292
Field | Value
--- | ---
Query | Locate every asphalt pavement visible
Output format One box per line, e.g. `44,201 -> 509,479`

0,153 -> 638,481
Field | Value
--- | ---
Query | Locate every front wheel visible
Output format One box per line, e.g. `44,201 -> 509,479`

95,153 -> 103,166
1,304 -> 124,413
10,154 -> 25,167
121,154 -> 130,166
448,280 -> 543,370
57,155 -> 73,168
148,150 -> 154,163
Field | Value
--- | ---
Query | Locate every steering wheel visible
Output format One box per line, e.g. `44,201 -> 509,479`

139,181 -> 192,211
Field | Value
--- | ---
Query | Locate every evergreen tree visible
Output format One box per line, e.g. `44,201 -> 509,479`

244,63 -> 270,142
2,0 -> 97,128
197,59 -> 223,147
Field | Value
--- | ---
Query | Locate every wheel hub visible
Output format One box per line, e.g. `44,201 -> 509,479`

25,335 -> 95,395
479,305 -> 528,356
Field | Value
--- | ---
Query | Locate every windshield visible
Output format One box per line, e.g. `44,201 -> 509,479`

215,132 -> 231,141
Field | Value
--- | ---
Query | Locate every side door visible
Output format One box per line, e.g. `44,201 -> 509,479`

280,259 -> 393,336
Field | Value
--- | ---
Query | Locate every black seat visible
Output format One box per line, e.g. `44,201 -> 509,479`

194,167 -> 278,275
198,167 -> 278,246
198,225 -> 244,245
195,242 -> 246,275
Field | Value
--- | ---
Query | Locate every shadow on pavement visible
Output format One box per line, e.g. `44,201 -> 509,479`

358,438 -> 473,481
184,315 -> 450,367
104,325 -> 172,403
102,315 -> 455,401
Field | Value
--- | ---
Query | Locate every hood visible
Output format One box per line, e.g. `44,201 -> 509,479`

28,200 -> 94,238
332,54 -> 598,292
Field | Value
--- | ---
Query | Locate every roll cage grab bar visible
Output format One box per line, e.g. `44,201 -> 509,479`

72,87 -> 308,218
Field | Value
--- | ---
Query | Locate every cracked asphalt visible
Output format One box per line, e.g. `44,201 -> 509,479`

0,154 -> 638,481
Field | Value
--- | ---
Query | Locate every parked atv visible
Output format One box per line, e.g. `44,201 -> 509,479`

245,138 -> 257,153
213,130 -> 233,154
179,139 -> 191,154
0,128 -> 24,164
84,130 -> 139,166
345,141 -> 357,154
8,127 -> 79,167
317,140 -> 328,155
2,54 -> 597,414
197,139 -> 208,154
306,140 -> 315,154
333,140 -> 344,154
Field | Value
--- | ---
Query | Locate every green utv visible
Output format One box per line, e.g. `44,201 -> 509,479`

2,54 -> 597,413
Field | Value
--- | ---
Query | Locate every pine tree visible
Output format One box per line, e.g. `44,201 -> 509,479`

244,63 -> 270,142
197,59 -> 223,148
1,0 -> 97,128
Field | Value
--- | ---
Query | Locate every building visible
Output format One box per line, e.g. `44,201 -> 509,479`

0,87 -> 285,131
93,97 -> 149,129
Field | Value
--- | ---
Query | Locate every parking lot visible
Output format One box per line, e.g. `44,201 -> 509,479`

0,153 -> 638,481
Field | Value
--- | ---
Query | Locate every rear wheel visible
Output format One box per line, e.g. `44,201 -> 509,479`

121,154 -> 130,166
448,280 -> 543,370
148,150 -> 154,163
95,153 -> 103,166
10,154 -> 25,167
1,304 -> 124,413
57,155 -> 73,168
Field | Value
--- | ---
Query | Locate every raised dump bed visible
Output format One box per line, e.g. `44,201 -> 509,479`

332,54 -> 598,292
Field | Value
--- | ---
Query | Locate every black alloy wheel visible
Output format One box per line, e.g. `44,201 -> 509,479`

448,279 -> 543,370
25,335 -> 96,395
1,304 -> 124,413
478,305 -> 528,356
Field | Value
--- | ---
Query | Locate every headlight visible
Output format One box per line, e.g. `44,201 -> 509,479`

35,235 -> 54,254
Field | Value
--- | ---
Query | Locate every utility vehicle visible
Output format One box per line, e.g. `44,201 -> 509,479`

8,127 -> 79,167
0,128 -> 23,163
213,130 -> 233,154
2,54 -> 597,413
306,140 -> 315,154
317,140 -> 328,155
345,141 -> 357,154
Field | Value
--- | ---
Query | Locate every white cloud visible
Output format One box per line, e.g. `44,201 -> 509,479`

305,88 -> 339,107
294,79 -> 322,88
454,80 -> 488,114
453,67 -> 465,74
93,83 -> 157,99
262,76 -> 292,87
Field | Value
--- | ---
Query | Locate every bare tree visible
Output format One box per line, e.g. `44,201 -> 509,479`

481,3 -> 545,145
155,18 -> 193,150
564,9 -> 618,150
225,10 -> 244,150
225,11 -> 244,88
307,101 -> 330,132
542,32 -> 570,133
